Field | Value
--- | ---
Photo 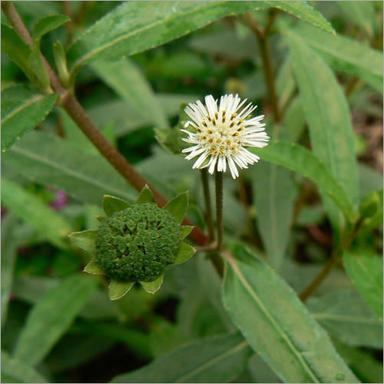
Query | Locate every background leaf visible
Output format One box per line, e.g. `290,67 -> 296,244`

1,351 -> 48,383
3,131 -> 135,205
222,245 -> 358,383
1,85 -> 57,150
288,31 -> 359,229
297,25 -> 383,93
251,163 -> 297,268
14,274 -> 97,366
343,249 -> 383,317
251,142 -> 356,222
1,178 -> 72,248
92,58 -> 169,129
112,333 -> 249,383
1,215 -> 21,327
308,290 -> 382,349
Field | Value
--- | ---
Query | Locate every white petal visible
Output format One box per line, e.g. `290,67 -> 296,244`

192,151 -> 209,169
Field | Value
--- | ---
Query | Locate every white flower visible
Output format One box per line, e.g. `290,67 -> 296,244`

181,94 -> 269,179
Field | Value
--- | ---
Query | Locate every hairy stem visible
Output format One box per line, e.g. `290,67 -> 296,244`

215,172 -> 224,251
1,1 -> 208,246
200,169 -> 215,241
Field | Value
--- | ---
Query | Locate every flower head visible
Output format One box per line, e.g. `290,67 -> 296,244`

68,186 -> 195,300
181,94 -> 269,178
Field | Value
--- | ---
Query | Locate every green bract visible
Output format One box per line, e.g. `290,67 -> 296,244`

68,186 -> 195,300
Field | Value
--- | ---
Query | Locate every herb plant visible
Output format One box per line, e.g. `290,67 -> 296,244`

1,1 -> 382,383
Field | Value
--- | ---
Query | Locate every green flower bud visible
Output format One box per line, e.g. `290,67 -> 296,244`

95,203 -> 180,282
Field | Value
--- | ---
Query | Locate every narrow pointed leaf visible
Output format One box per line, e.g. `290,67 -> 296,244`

174,242 -> 196,264
109,281 -> 134,301
68,230 -> 97,255
32,14 -> 70,42
112,333 -> 249,383
165,191 -> 188,223
251,162 -> 297,269
223,244 -> 358,383
92,58 -> 169,129
14,274 -> 96,366
287,31 -> 359,230
308,290 -> 382,349
343,249 -> 383,317
251,142 -> 356,223
136,184 -> 154,203
1,178 -> 71,248
103,194 -> 130,216
297,25 -> 383,92
3,131 -> 135,205
180,225 -> 194,239
1,86 -> 57,150
84,259 -> 104,275
140,275 -> 164,294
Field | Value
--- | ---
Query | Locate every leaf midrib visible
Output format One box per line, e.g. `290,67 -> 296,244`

230,259 -> 320,382
75,1 -> 237,67
2,95 -> 45,125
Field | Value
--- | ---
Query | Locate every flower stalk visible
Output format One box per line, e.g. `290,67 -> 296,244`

215,172 -> 224,251
200,169 -> 215,242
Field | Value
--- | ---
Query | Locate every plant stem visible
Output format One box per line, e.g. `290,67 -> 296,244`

215,172 -> 224,251
200,169 -> 215,241
299,217 -> 364,301
243,12 -> 281,124
1,1 -> 209,246
299,250 -> 339,301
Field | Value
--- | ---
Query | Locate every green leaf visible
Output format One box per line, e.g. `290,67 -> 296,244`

89,94 -> 197,138
287,31 -> 359,231
92,58 -> 169,129
14,274 -> 96,366
1,351 -> 47,383
180,225 -> 194,239
263,0 -> 334,34
32,14 -> 70,41
165,191 -> 189,223
222,245 -> 358,383
251,142 -> 356,223
83,259 -> 104,275
68,230 -> 97,255
343,249 -> 383,317
297,25 -> 383,93
3,131 -> 135,205
308,290 -> 382,349
112,333 -> 249,383
338,2 -> 376,37
251,162 -> 297,268
1,215 -> 20,326
103,194 -> 130,216
174,242 -> 196,264
136,185 -> 154,203
27,45 -> 51,89
108,281 -> 134,301
140,275 -> 164,294
1,178 -> 71,248
335,342 -> 384,384
1,24 -> 33,78
69,2 -> 270,67
1,86 -> 57,150
287,31 -> 359,228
